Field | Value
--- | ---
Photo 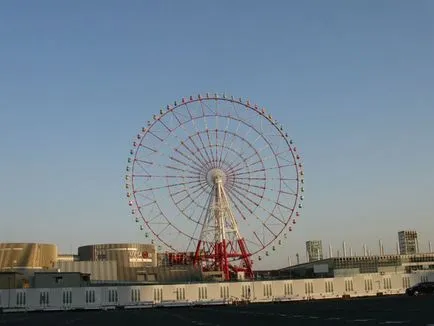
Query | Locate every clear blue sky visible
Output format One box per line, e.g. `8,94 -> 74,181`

0,1 -> 433,269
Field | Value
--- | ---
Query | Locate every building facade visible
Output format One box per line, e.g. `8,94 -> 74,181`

1,270 -> 433,312
73,243 -> 157,281
269,253 -> 434,279
306,240 -> 323,262
398,230 -> 418,255
0,243 -> 57,271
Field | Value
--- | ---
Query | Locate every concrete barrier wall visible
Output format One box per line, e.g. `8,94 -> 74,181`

0,271 -> 432,312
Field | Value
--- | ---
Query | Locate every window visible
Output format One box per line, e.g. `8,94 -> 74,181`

176,288 -> 186,300
63,290 -> 72,305
241,285 -> 251,298
383,278 -> 392,290
108,289 -> 118,303
86,290 -> 95,304
131,289 -> 141,302
421,275 -> 429,283
284,282 -> 293,296
325,281 -> 334,293
364,279 -> 373,291
153,288 -> 163,301
305,282 -> 314,294
402,277 -> 410,289
39,291 -> 49,305
263,283 -> 272,297
345,279 -> 354,292
16,292 -> 26,306
198,287 -> 208,300
220,285 -> 229,299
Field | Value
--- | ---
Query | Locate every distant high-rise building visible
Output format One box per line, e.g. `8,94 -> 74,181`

398,230 -> 419,255
306,240 -> 323,262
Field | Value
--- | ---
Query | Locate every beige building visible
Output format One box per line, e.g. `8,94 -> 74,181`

0,243 -> 57,271
306,240 -> 323,262
398,230 -> 419,255
66,243 -> 158,281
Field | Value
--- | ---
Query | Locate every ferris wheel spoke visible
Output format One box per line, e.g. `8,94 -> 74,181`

195,130 -> 214,167
214,128 -> 219,166
138,143 -> 158,153
147,130 -> 164,142
134,174 -> 198,179
230,100 -> 244,121
231,185 -> 266,206
155,223 -> 172,237
235,176 -> 296,182
171,188 -> 211,223
147,212 -> 164,223
230,185 -> 287,225
229,186 -> 261,210
234,185 -> 285,225
171,107 -> 190,125
180,140 -> 210,171
226,117 -> 242,150
172,184 -> 208,210
233,180 -> 265,192
134,159 -> 154,165
169,180 -> 205,197
136,179 -> 200,193
169,155 -> 203,174
234,183 -> 292,212
205,129 -> 217,167
244,238 -> 262,252
282,178 -> 298,192
226,187 -> 255,215
262,222 -> 278,238
156,118 -> 173,133
164,164 -> 199,176
173,147 -> 204,172
253,231 -> 266,248
217,130 -> 229,167
219,129 -> 237,165
185,104 -> 213,166
156,120 -> 209,172
186,135 -> 214,170
137,200 -> 157,209
199,98 -> 217,116
232,163 -> 293,177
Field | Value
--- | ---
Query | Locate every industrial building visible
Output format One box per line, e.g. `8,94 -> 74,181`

259,253 -> 434,280
0,243 -> 57,272
32,272 -> 90,288
0,242 -> 204,284
2,238 -> 434,286
398,230 -> 419,255
0,272 -> 29,289
306,240 -> 323,262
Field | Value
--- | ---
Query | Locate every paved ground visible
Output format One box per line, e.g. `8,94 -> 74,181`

1,295 -> 434,325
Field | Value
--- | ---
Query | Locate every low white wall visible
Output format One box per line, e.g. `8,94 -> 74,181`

0,271 -> 432,312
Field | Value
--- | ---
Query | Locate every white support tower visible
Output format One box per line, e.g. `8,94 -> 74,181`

194,168 -> 252,280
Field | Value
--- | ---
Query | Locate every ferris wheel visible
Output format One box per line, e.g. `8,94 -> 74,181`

125,93 -> 304,280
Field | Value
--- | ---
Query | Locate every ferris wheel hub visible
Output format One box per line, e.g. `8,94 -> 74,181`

206,168 -> 226,185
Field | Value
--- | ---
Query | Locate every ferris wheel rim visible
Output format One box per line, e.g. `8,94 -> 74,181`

127,94 -> 304,258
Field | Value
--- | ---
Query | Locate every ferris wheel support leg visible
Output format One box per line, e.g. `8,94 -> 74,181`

193,240 -> 202,267
221,238 -> 230,281
237,238 -> 254,279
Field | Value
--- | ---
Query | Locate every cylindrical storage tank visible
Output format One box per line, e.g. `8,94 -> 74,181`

0,243 -> 58,270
